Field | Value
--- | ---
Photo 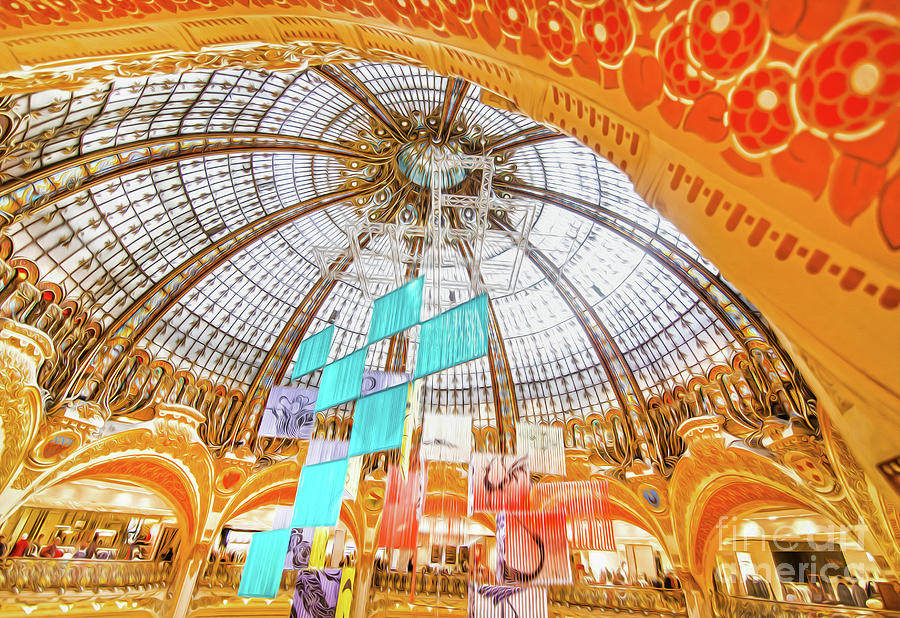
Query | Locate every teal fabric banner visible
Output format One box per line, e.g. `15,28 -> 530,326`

414,294 -> 489,378
367,277 -> 424,344
290,458 -> 350,528
314,347 -> 367,412
237,528 -> 292,599
291,325 -> 335,380
348,383 -> 409,457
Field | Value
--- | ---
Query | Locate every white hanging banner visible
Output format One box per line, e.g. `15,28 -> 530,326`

516,422 -> 565,476
422,412 -> 472,463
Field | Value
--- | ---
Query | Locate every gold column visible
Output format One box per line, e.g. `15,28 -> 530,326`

677,570 -> 713,618
0,319 -> 53,501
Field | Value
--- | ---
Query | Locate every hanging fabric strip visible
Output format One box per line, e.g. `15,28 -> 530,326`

469,453 -> 530,514
516,421 -> 565,476
291,458 -> 349,528
378,465 -> 426,550
531,480 -> 616,551
315,347 -> 368,412
368,276 -> 424,344
497,510 -> 572,586
292,325 -> 335,380
469,583 -> 548,618
421,412 -> 472,463
306,438 -> 350,464
259,386 -> 317,439
335,566 -> 356,618
284,527 -> 315,570
238,528 -> 292,599
414,294 -> 489,378
360,369 -> 410,396
347,382 -> 409,457
343,456 -> 362,500
292,568 -> 341,618
308,528 -> 329,570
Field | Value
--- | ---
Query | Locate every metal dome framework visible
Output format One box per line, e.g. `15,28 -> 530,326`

0,62 -> 805,465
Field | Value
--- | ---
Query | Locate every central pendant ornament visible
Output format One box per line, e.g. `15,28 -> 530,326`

396,139 -> 467,190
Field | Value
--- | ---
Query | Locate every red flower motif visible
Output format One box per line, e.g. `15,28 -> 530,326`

411,0 -> 443,28
657,18 -> 715,101
444,0 -> 473,21
796,19 -> 900,135
582,0 -> 634,69
488,0 -> 528,38
688,0 -> 768,80
0,0 -> 31,17
729,66 -> 795,153
536,2 -> 576,63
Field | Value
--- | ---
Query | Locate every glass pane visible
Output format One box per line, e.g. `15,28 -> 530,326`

348,383 -> 409,457
414,294 -> 489,378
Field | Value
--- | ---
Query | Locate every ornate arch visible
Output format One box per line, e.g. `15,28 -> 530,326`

55,454 -> 199,540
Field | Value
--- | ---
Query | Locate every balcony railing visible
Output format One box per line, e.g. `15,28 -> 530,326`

198,562 -> 294,593
548,583 -> 687,616
713,592 -> 900,618
371,569 -> 467,598
0,557 -> 171,597
370,570 -> 687,615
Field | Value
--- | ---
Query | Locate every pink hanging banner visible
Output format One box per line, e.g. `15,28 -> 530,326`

531,480 -> 616,551
378,465 -> 426,551
468,454 -> 529,514
497,510 -> 572,586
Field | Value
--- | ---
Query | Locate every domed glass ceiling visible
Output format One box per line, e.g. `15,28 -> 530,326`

2,62 -> 743,427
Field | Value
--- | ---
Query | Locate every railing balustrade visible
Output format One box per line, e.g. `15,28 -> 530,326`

713,592 -> 900,618
198,562 -> 294,593
0,558 -> 171,595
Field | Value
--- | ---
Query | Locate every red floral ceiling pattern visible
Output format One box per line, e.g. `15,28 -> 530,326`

0,0 -> 898,248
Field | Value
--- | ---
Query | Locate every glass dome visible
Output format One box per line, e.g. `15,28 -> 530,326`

1,62 -> 747,428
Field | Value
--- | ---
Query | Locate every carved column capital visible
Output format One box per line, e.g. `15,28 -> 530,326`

677,415 -> 726,448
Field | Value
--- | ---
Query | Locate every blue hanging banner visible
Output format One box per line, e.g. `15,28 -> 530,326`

292,325 -> 335,380
414,294 -> 489,378
290,458 -> 350,528
348,383 -> 409,457
367,276 -> 424,344
237,528 -> 292,599
314,347 -> 367,412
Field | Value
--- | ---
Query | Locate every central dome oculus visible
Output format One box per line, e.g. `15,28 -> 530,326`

396,139 -> 468,190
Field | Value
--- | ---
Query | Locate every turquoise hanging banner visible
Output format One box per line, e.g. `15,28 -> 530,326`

348,382 -> 409,457
367,276 -> 424,344
414,294 -> 489,378
237,528 -> 292,599
291,325 -> 335,380
290,458 -> 350,528
315,347 -> 367,412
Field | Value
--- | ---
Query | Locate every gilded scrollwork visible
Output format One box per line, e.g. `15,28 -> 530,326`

0,320 -> 52,495
0,43 -> 416,98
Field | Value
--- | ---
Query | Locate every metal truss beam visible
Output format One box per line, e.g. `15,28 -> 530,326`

436,77 -> 470,143
0,132 -> 375,227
